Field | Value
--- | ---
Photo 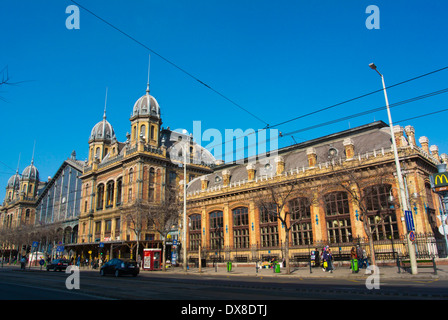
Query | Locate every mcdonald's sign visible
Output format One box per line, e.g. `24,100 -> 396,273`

432,172 -> 448,189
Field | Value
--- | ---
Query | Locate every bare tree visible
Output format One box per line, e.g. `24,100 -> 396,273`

145,186 -> 181,271
255,180 -> 314,274
317,160 -> 399,267
120,199 -> 147,262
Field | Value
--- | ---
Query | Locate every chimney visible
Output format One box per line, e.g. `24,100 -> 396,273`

343,138 -> 355,160
222,169 -> 230,186
430,145 -> 440,161
246,163 -> 256,181
419,136 -> 429,154
306,147 -> 317,168
405,125 -> 416,147
201,176 -> 209,191
393,125 -> 405,148
275,156 -> 285,175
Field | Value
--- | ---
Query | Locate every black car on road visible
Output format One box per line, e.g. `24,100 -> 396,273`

100,258 -> 139,277
46,259 -> 70,272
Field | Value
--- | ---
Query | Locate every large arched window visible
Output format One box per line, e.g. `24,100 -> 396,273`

363,184 -> 398,240
324,191 -> 352,243
209,211 -> 223,250
189,214 -> 201,251
233,207 -> 249,249
106,181 -> 114,208
96,184 -> 105,211
149,167 -> 155,201
259,204 -> 279,248
116,178 -> 123,205
289,197 -> 313,246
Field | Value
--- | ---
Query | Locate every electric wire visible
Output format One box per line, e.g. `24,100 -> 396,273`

69,0 -> 269,127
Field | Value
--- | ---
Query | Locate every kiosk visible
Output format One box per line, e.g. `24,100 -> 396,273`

143,248 -> 162,271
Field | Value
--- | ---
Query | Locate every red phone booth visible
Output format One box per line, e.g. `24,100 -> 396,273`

143,248 -> 162,271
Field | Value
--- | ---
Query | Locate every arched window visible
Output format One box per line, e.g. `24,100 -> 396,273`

140,124 -> 146,139
116,178 -> 123,205
324,191 -> 352,243
289,197 -> 312,246
189,214 -> 201,251
363,184 -> 398,240
209,211 -> 223,250
129,168 -> 134,184
149,167 -> 155,201
106,181 -> 115,208
233,207 -> 249,249
259,204 -> 278,248
150,125 -> 155,140
96,184 -> 105,211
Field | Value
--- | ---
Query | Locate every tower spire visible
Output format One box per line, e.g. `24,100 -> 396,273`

16,153 -> 21,174
146,54 -> 151,95
103,87 -> 108,120
31,140 -> 36,165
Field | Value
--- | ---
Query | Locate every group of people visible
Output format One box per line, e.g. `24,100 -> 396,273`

350,244 -> 370,272
318,244 -> 370,273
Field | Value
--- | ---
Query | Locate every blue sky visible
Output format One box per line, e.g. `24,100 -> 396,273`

1,0 -> 448,202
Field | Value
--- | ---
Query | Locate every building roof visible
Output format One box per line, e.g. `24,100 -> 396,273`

186,121 -> 394,193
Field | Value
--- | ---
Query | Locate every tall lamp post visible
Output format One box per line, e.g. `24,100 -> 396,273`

182,134 -> 188,272
369,63 -> 418,274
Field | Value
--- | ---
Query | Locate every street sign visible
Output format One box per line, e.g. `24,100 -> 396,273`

409,231 -> 415,242
405,210 -> 415,232
32,241 -> 38,248
56,245 -> 64,252
99,242 -> 104,248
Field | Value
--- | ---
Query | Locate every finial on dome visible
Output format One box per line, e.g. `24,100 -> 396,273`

146,54 -> 151,95
103,87 -> 108,120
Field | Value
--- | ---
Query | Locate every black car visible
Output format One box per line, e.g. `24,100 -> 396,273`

100,258 -> 139,277
46,258 -> 70,272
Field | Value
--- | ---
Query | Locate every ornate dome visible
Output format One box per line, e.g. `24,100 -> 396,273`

7,172 -> 21,189
132,88 -> 161,119
89,116 -> 116,142
22,162 -> 39,181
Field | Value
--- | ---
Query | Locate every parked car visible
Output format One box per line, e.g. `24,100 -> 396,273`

46,258 -> 70,272
100,258 -> 139,277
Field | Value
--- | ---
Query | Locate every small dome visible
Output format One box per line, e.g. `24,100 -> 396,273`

22,162 -> 39,181
132,91 -> 161,119
7,172 -> 20,189
89,118 -> 116,142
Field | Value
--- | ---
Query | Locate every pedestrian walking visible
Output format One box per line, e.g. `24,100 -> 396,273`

356,245 -> 363,269
20,256 -> 26,270
327,249 -> 334,273
350,247 -> 358,273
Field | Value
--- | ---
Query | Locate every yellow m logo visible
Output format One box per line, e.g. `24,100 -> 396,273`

435,173 -> 448,186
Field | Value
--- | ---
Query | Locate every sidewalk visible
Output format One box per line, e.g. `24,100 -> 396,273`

152,261 -> 448,280
3,261 -> 448,280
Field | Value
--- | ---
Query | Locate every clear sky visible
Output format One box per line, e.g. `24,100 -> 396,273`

1,0 -> 448,202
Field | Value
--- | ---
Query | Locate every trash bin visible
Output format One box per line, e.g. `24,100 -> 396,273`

274,263 -> 281,273
227,261 -> 232,272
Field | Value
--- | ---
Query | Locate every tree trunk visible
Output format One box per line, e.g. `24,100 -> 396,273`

284,228 -> 290,274
162,239 -> 167,272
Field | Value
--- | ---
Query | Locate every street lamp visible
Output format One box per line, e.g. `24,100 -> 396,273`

369,63 -> 418,274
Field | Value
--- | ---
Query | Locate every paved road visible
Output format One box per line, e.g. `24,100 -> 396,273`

0,266 -> 447,301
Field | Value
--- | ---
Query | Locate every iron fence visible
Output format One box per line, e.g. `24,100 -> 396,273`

186,233 -> 447,263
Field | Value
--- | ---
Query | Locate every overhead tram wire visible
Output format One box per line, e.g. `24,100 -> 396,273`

199,84 -> 448,157
68,1 -> 448,150
214,86 -> 448,162
69,0 -> 269,127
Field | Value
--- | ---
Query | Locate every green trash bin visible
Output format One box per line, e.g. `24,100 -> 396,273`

227,261 -> 232,272
275,263 -> 281,273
